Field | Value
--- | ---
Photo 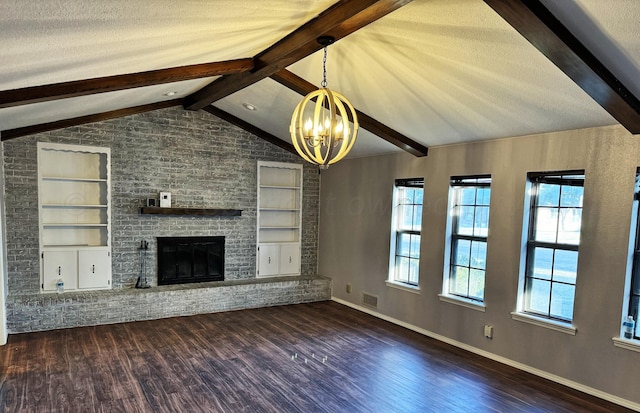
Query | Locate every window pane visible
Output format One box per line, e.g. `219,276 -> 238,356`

550,283 -> 575,320
632,253 -> 640,295
399,205 -> 415,230
409,258 -> 420,284
470,241 -> 487,270
538,183 -> 560,206
402,188 -> 415,204
469,269 -> 485,300
397,233 -> 410,256
532,247 -> 553,280
412,205 -> 422,231
534,207 -> 558,243
630,296 -> 640,337
560,185 -> 583,207
526,278 -> 551,314
455,239 -> 471,266
473,206 -> 489,237
457,206 -> 475,236
460,187 -> 476,205
557,208 -> 581,245
477,188 -> 491,206
451,266 -> 469,296
414,188 -> 424,204
553,249 -> 577,284
396,257 -> 410,283
409,234 -> 421,258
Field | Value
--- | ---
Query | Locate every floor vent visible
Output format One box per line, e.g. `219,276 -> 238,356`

362,292 -> 378,308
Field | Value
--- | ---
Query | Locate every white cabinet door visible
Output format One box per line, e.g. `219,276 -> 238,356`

78,250 -> 111,289
42,251 -> 78,291
279,243 -> 300,275
258,244 -> 280,276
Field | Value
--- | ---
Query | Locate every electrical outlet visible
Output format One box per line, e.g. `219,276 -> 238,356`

346,283 -> 352,293
484,324 -> 494,339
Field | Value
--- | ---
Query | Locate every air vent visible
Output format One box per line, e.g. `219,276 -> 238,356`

362,292 -> 378,308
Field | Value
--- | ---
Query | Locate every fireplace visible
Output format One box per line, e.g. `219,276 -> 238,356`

157,236 -> 224,285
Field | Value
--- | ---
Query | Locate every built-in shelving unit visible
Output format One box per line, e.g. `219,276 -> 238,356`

257,161 -> 302,277
37,142 -> 112,292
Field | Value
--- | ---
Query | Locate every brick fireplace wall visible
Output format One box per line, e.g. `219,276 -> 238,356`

3,106 -> 330,333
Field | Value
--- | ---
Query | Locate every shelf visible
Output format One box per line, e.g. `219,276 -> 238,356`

259,207 -> 300,211
139,207 -> 242,217
260,185 -> 300,190
42,204 -> 107,208
43,223 -> 107,227
43,244 -> 105,248
260,226 -> 300,229
42,177 -> 107,183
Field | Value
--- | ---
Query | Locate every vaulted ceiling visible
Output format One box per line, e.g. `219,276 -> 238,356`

2,0 -> 640,160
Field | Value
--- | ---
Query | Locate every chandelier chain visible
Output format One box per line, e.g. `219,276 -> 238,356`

321,46 -> 328,88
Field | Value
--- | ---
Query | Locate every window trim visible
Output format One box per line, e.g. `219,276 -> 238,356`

518,170 -> 584,324
386,280 -> 421,294
388,178 -> 424,288
621,168 -> 640,341
511,312 -> 577,335
443,175 -> 491,304
438,294 -> 486,312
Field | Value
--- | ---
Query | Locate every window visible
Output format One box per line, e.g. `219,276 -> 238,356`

624,170 -> 640,339
389,178 -> 424,287
521,171 -> 584,322
445,175 -> 491,302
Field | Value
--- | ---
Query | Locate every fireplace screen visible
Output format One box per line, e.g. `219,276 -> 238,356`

157,236 -> 224,285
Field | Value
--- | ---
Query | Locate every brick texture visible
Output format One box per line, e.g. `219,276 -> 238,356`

6,275 -> 331,333
3,107 -> 327,333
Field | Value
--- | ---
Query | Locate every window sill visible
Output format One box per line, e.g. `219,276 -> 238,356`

612,337 -> 640,353
385,280 -> 421,294
438,294 -> 486,312
511,312 -> 576,335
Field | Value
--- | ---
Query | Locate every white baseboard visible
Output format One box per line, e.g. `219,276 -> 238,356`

332,296 -> 640,412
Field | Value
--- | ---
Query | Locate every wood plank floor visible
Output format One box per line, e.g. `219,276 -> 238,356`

0,301 -> 633,412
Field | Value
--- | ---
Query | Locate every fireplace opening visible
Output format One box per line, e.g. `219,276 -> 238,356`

157,236 -> 224,285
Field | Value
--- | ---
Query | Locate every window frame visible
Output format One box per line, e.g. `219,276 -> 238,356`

624,169 -> 640,340
388,178 -> 424,288
521,170 -> 584,323
444,175 -> 491,304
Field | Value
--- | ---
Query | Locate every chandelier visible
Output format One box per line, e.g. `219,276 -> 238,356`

290,36 -> 359,169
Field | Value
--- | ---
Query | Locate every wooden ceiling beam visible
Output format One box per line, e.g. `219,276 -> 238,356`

271,69 -> 428,157
1,99 -> 183,141
0,59 -> 253,109
202,106 -> 297,155
184,0 -> 412,111
483,0 -> 640,134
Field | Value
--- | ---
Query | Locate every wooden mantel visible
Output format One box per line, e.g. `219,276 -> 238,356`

139,207 -> 242,217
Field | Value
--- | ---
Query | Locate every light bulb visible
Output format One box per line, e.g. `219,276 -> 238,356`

304,118 -> 313,136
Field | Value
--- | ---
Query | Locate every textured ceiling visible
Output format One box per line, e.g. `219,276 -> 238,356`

2,0 -> 639,158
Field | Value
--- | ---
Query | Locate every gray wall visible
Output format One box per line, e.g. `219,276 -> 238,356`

3,106 -> 327,332
320,124 -> 640,405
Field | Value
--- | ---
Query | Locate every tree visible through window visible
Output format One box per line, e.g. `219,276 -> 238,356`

523,171 -> 584,322
447,175 -> 491,302
389,178 -> 424,286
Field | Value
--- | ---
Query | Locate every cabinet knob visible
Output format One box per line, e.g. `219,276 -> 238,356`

268,257 -> 271,264
289,256 -> 292,263
92,265 -> 95,274
58,266 -> 61,275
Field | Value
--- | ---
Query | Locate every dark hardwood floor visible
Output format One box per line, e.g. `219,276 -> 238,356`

0,301 -> 633,412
